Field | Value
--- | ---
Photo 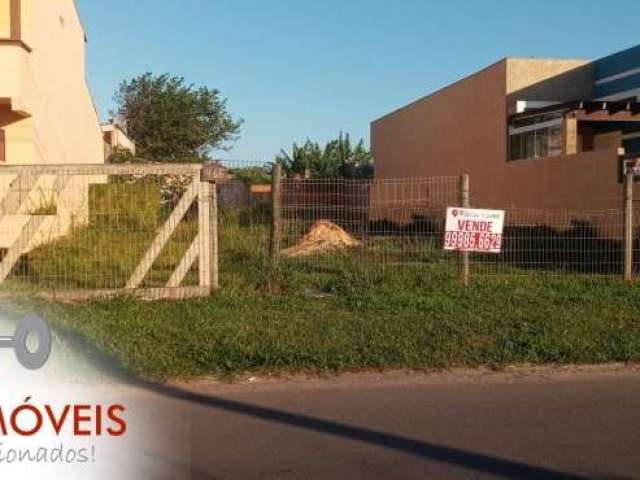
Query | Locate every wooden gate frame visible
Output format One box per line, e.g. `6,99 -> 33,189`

0,163 -> 218,301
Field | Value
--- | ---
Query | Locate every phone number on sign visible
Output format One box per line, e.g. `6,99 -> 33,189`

444,231 -> 502,251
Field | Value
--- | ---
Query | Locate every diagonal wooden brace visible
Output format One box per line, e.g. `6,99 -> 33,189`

166,234 -> 200,288
126,179 -> 199,289
0,216 -> 46,284
0,172 -> 41,217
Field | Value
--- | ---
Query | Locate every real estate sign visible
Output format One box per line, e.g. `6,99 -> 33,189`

444,208 -> 505,253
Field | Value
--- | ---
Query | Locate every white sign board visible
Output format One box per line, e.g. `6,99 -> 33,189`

444,208 -> 505,254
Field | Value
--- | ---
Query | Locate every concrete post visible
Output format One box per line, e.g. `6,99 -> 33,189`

623,171 -> 634,282
459,174 -> 470,287
271,163 -> 284,268
200,166 -> 219,291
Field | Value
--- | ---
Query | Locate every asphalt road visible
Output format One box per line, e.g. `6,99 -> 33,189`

137,366 -> 640,480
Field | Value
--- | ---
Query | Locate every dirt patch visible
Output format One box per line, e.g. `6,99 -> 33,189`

282,220 -> 361,257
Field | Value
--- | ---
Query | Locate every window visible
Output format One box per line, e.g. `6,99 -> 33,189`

508,117 -> 564,161
509,134 -> 522,160
509,129 -> 551,161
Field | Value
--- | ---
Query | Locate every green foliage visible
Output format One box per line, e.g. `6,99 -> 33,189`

276,132 -> 373,179
107,148 -> 142,165
113,73 -> 242,162
229,166 -> 272,186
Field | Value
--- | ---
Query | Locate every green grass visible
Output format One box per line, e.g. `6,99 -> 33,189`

6,184 -> 640,381
19,260 -> 640,382
20,182 -> 198,289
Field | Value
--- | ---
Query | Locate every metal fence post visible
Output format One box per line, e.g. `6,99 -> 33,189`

459,174 -> 470,287
271,162 -> 284,268
200,166 -> 219,291
624,171 -> 634,282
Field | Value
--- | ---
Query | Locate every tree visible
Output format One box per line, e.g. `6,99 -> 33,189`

276,132 -> 374,179
112,73 -> 242,162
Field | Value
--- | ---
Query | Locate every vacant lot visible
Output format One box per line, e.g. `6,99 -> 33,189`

13,260 -> 637,381
4,180 -> 639,381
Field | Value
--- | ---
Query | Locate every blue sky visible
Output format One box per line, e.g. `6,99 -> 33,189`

77,0 -> 639,162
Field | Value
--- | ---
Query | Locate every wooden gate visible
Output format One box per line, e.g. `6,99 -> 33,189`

0,163 -> 218,301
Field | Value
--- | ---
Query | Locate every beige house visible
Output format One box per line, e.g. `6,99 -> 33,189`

0,0 -> 104,165
102,122 -> 136,158
0,0 -> 110,252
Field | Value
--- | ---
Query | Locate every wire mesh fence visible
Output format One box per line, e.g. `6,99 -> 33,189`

0,160 -> 638,301
0,164 -> 214,300
474,208 -> 630,276
220,161 -> 639,282
279,176 -> 458,271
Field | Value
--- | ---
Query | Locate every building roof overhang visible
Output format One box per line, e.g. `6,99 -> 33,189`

0,97 -> 31,119
511,100 -> 640,122
0,39 -> 32,52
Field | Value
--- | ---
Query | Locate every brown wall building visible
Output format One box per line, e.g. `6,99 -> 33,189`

372,50 -> 640,211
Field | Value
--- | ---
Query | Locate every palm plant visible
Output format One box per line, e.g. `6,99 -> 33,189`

276,132 -> 373,179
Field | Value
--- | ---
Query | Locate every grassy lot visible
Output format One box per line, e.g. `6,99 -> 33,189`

5,181 -> 640,381
18,261 -> 640,381
16,182 -> 198,290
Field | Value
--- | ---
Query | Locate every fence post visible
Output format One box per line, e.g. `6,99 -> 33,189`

200,166 -> 219,291
459,174 -> 470,287
623,171 -> 634,282
271,162 -> 283,268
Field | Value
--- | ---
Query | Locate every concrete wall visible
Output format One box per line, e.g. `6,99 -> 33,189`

503,148 -> 639,211
0,0 -> 104,165
506,58 -> 593,100
372,60 -> 509,208
371,57 -> 637,214
506,58 -> 594,116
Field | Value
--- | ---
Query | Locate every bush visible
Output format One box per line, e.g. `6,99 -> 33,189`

229,166 -> 272,186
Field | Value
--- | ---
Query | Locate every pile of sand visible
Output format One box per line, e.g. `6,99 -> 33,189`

282,220 -> 362,257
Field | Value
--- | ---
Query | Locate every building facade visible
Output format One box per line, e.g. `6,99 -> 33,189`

102,122 -> 137,159
0,1 -> 108,251
595,46 -> 640,153
0,0 -> 104,165
371,46 -> 640,211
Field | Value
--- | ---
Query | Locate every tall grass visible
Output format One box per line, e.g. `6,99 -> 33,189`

22,182 -> 198,290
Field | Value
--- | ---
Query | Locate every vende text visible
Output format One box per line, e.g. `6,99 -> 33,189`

444,208 -> 505,254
